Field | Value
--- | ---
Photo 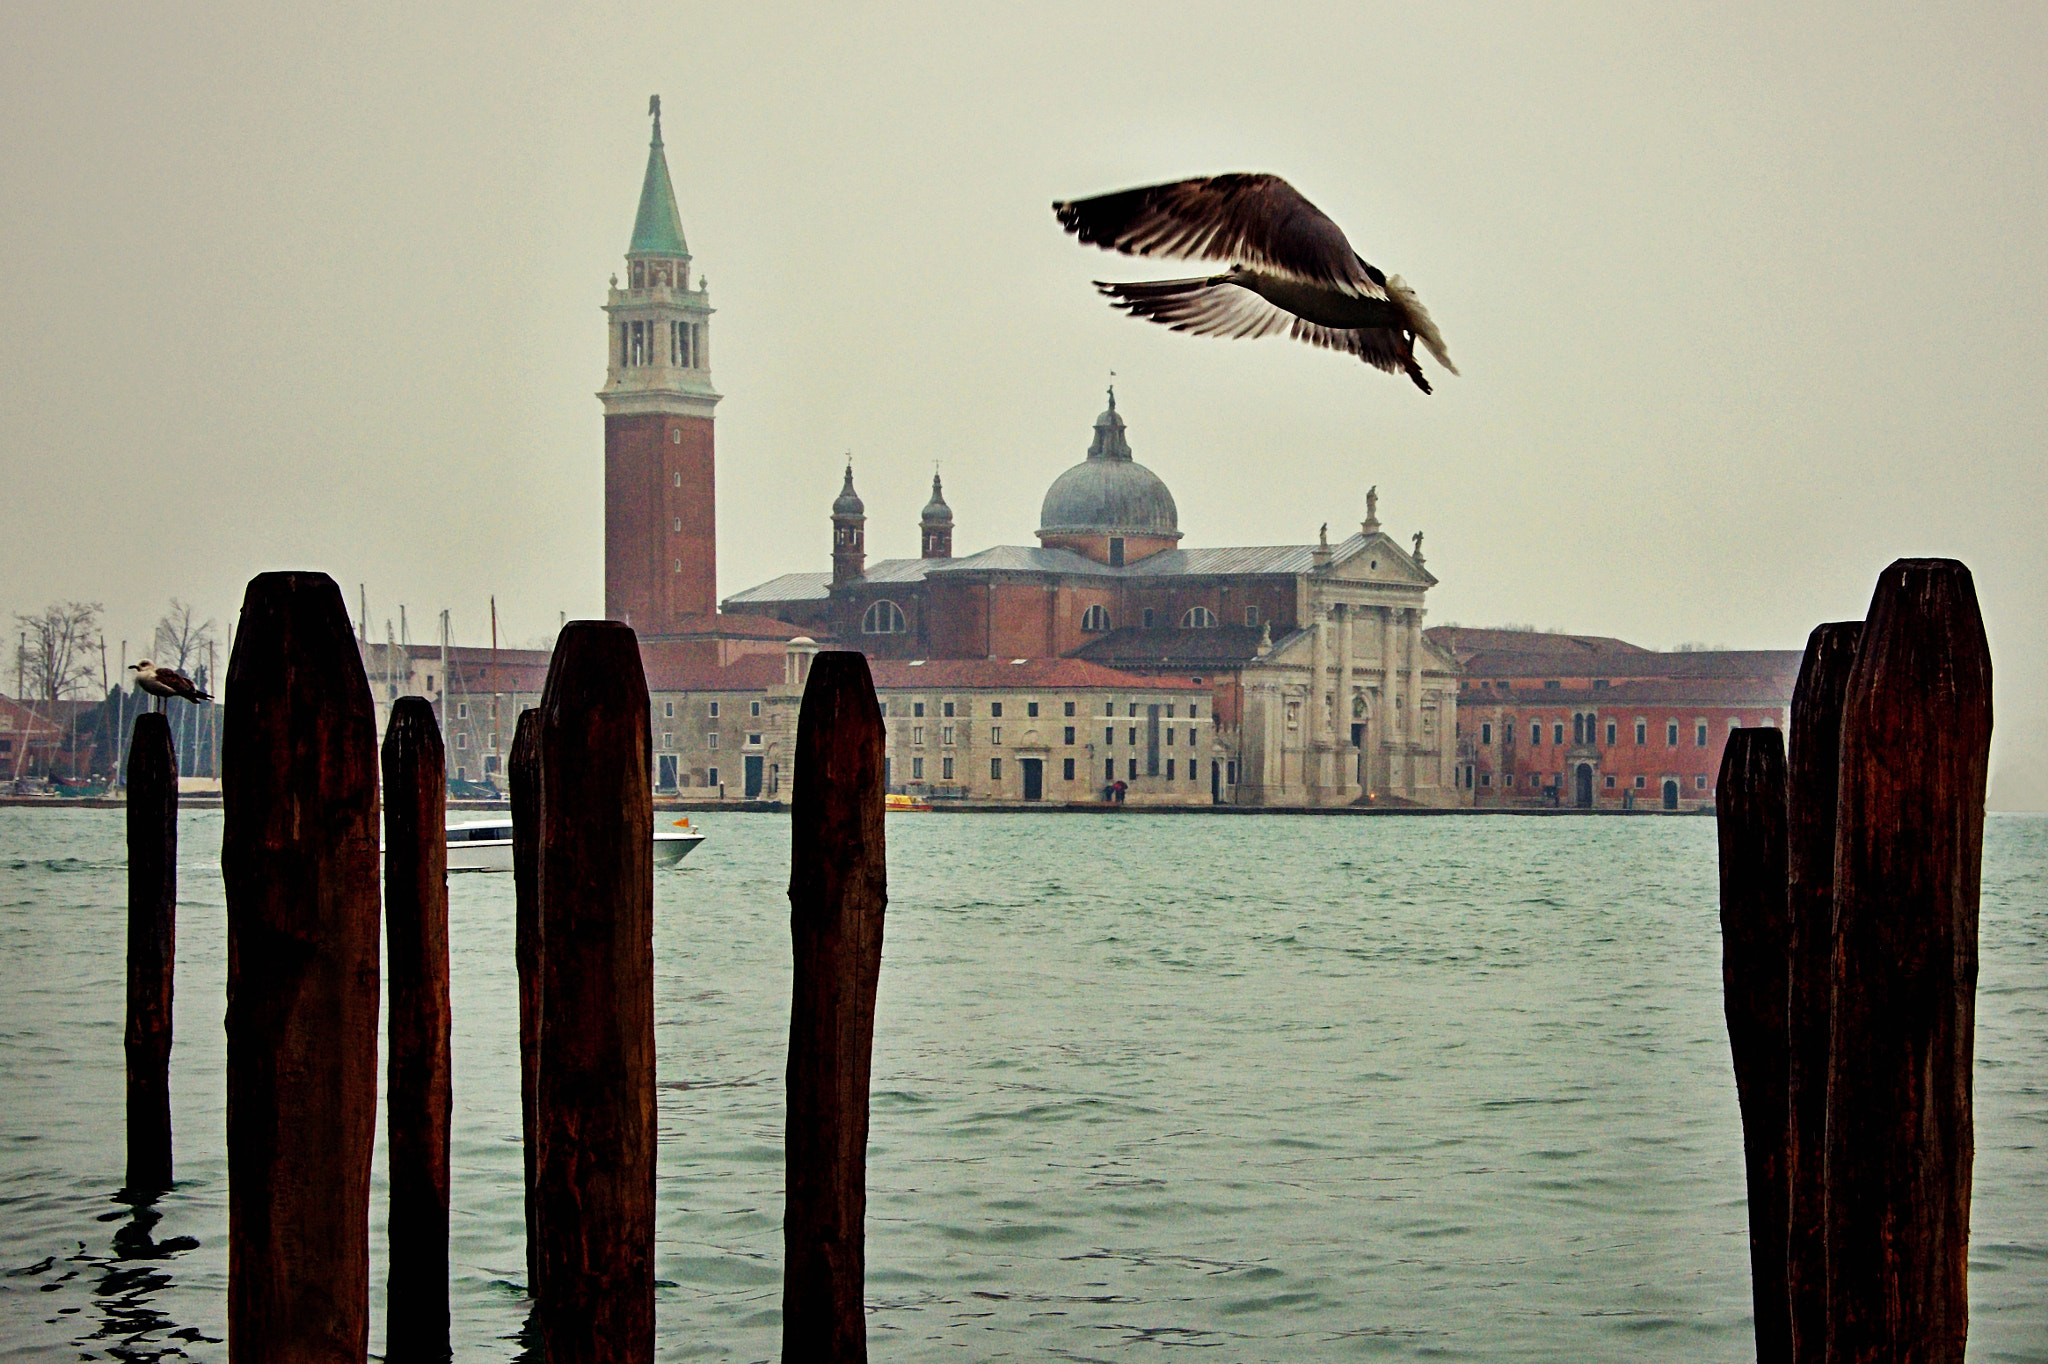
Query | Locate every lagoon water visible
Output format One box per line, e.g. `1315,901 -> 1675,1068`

2,808 -> 2043,1362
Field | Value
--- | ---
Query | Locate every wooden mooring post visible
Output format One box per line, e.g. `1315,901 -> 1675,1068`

1784,621 -> 1861,1363
508,707 -> 542,1297
534,623 -> 654,1362
1716,726 -> 1790,1364
784,651 -> 887,1364
124,711 -> 177,1195
1825,558 -> 1991,1363
382,697 -> 451,1361
221,571 -> 381,1363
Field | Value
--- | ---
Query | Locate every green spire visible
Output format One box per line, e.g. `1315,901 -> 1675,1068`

629,96 -> 689,258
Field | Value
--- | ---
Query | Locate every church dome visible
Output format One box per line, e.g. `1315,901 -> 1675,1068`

1037,391 -> 1180,539
921,472 -> 953,526
832,462 -> 864,517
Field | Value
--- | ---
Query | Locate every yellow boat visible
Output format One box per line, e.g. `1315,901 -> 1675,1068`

884,793 -> 931,812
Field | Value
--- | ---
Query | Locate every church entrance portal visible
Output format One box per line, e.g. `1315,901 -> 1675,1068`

657,755 -> 678,791
1662,779 -> 1679,811
1021,758 -> 1044,801
1574,764 -> 1593,809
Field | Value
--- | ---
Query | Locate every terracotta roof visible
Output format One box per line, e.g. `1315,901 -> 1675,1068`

642,652 -> 790,693
1463,676 -> 1796,706
1460,648 -> 1802,683
645,613 -> 808,641
867,658 -> 1205,691
1069,625 -> 1268,669
1425,626 -> 1652,660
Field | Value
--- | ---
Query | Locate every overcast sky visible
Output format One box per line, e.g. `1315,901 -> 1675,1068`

3,2 -> 2042,806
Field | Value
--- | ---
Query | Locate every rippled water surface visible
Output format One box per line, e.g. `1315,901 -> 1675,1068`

3,808 -> 2043,1361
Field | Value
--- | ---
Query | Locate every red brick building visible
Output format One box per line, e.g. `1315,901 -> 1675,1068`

1433,627 -> 1799,811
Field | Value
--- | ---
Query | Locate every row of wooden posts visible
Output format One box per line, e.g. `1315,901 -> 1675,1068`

122,570 -> 888,1363
123,562 -> 1994,1362
1716,557 -> 1992,1364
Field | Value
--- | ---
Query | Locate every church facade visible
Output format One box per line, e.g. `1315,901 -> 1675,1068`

725,393 -> 1466,808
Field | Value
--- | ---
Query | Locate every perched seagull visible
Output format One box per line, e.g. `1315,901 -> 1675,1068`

130,660 -> 211,710
1053,173 -> 1456,393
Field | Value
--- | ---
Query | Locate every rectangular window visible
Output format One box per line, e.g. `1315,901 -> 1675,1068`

1166,728 -> 1175,746
660,732 -> 672,749
1531,722 -> 1542,745
1128,758 -> 1138,780
1635,775 -> 1646,788
1166,759 -> 1175,778
1104,727 -> 1114,745
1187,728 -> 1196,746
1245,605 -> 1260,626
1128,728 -> 1137,745
1481,723 -> 1492,745
709,701 -> 720,717
1636,719 -> 1646,744
708,766 -> 719,786
990,702 -> 1003,718
912,726 -> 924,745
455,733 -> 468,749
1026,701 -> 1039,718
1128,703 -> 1138,718
707,732 -> 719,749
750,701 -> 761,717
914,702 -> 926,718
1105,699 -> 1115,716
1553,723 -> 1565,744
1188,758 -> 1197,782
990,758 -> 1003,781
943,701 -> 955,717
1064,701 -> 1075,716
663,700 -> 675,718
1141,607 -> 1154,627
942,756 -> 953,780
1063,757 -> 1075,780
1605,721 -> 1617,745
1696,722 -> 1709,747
1697,775 -> 1708,789
747,733 -> 762,747
990,726 -> 1002,745
941,725 -> 954,745
1667,722 -> 1680,746
912,756 -> 924,780
1106,758 -> 1115,781
1166,704 -> 1176,719
1605,775 -> 1617,788
1480,773 -> 1492,787
1190,704 -> 1199,720
457,702 -> 468,720
1064,726 -> 1075,745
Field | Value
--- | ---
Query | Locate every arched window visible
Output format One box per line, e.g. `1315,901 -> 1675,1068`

1081,604 -> 1111,632
1181,606 -> 1216,628
861,600 -> 907,635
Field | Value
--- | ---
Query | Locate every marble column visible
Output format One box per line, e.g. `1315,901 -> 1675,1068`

1309,609 -> 1329,797
1335,604 -> 1355,794
1407,609 -> 1426,795
1380,604 -> 1399,793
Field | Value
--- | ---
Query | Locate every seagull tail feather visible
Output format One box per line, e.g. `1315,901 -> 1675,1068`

1387,276 -> 1457,376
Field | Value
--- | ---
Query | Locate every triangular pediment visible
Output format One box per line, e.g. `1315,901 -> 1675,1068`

1322,532 -> 1437,587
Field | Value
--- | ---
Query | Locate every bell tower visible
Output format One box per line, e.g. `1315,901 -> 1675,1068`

600,96 -> 720,633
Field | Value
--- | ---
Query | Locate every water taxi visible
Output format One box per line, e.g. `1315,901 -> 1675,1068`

436,816 -> 706,872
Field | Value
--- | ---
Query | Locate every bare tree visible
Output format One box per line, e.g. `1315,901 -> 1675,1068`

13,601 -> 104,702
152,599 -> 218,675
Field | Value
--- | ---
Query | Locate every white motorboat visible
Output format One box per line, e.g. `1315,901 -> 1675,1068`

432,817 -> 706,873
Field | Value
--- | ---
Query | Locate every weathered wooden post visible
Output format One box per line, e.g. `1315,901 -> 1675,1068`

382,696 -> 451,1361
124,711 -> 177,1194
1784,621 -> 1861,1363
508,707 -> 542,1297
1825,559 -> 1992,1364
534,623 -> 654,1362
784,651 -> 887,1364
221,571 -> 381,1364
1717,726 -> 1790,1364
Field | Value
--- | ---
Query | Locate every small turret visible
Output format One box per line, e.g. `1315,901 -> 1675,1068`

920,472 -> 953,559
832,461 -> 866,585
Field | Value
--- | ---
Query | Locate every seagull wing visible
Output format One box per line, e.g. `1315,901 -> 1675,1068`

1093,277 -> 1297,339
155,666 -> 211,701
1289,318 -> 1432,393
1057,174 -> 1386,296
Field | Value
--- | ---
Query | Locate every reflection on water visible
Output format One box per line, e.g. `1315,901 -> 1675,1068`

0,807 -> 2043,1362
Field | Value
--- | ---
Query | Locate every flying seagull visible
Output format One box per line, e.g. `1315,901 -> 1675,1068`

130,660 -> 211,710
1053,173 -> 1456,393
